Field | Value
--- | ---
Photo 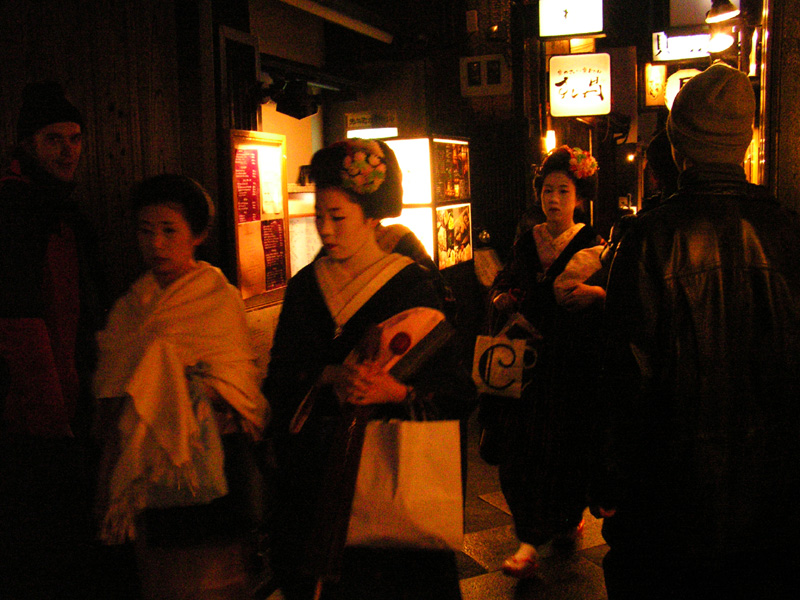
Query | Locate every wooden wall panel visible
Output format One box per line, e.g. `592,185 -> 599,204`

0,0 -> 181,301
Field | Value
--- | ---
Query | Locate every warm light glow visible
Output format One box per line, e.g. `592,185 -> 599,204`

432,138 -> 469,145
644,63 -> 668,106
539,0 -> 603,38
708,19 -> 737,54
665,69 -> 703,110
381,207 -> 435,259
749,27 -> 759,76
549,53 -> 611,117
706,0 -> 740,24
569,38 -> 595,54
346,127 -> 398,139
627,153 -> 636,162
384,138 -> 433,205
708,31 -> 735,53
652,31 -> 710,62
544,130 -> 557,153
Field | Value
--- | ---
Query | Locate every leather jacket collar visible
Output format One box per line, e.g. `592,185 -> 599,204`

672,164 -> 772,203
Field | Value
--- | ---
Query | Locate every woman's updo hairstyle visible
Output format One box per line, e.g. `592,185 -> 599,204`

534,145 -> 599,204
131,174 -> 215,237
309,139 -> 402,220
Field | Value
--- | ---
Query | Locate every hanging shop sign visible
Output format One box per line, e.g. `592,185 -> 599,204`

539,0 -> 603,38
549,53 -> 611,118
665,68 -> 703,110
346,110 -> 398,138
652,31 -> 710,62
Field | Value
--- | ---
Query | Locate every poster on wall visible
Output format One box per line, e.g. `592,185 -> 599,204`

230,130 -> 289,308
432,140 -> 470,203
644,63 -> 668,108
436,203 -> 472,270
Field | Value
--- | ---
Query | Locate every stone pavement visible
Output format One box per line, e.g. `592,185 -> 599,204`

265,411 -> 610,600
457,412 -> 609,600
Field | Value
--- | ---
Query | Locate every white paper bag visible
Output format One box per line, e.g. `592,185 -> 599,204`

345,419 -> 463,551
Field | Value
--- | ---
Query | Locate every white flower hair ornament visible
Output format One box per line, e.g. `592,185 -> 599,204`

340,139 -> 388,195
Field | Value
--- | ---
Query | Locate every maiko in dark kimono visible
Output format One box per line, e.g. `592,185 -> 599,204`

264,139 -> 475,600
488,146 -> 606,579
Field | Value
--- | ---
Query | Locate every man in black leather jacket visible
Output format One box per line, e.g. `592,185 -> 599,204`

597,62 -> 800,600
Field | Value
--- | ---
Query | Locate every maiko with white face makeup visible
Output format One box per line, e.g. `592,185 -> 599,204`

488,145 -> 606,580
264,139 -> 474,597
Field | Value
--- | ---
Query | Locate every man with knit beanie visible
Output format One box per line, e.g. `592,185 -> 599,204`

596,62 -> 800,600
1,82 -> 108,598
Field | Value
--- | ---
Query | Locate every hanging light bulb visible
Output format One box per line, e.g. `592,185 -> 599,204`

708,21 -> 736,53
706,0 -> 740,24
544,130 -> 556,153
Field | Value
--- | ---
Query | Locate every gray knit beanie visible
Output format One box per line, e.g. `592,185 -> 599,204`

667,63 -> 755,165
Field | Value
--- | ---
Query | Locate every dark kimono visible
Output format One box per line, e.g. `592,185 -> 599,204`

489,224 -> 604,547
264,257 -> 475,600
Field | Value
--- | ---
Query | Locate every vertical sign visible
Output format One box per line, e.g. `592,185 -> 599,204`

231,131 -> 288,307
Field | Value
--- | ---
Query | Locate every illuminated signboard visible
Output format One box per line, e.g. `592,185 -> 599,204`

539,0 -> 603,38
652,31 -> 710,61
644,63 -> 668,107
665,68 -> 702,110
549,53 -> 611,117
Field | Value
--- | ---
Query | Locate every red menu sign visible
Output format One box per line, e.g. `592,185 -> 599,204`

235,149 -> 261,223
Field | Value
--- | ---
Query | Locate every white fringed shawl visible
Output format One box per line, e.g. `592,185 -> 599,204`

94,262 -> 269,543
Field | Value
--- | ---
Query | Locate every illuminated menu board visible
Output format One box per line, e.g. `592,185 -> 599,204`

230,130 -> 289,307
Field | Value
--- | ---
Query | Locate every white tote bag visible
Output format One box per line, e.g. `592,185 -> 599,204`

345,419 -> 464,551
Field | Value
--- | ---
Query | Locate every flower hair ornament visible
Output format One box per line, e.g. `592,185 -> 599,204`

340,139 -> 388,195
562,145 -> 598,179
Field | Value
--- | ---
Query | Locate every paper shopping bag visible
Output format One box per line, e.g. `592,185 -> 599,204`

345,419 -> 463,551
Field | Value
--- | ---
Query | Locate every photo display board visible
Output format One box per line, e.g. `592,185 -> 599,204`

436,202 -> 473,270
384,137 -> 473,271
433,140 -> 471,203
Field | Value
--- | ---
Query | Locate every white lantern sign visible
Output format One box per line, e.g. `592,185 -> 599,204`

539,0 -> 604,38
549,53 -> 611,118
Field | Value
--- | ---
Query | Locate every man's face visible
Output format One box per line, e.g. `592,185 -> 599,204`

28,122 -> 82,182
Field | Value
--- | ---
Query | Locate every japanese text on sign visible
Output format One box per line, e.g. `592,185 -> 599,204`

549,53 -> 611,117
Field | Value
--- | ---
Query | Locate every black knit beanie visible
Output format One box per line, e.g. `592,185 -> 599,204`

17,81 -> 84,142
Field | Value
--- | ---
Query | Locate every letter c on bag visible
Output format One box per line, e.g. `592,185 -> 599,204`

477,342 -> 518,391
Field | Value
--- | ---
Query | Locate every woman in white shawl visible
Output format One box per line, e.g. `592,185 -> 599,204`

94,174 -> 269,599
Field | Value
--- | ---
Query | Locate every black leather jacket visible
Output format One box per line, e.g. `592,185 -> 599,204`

599,164 -> 800,557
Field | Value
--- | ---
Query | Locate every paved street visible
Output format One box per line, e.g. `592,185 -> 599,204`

457,413 -> 609,600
